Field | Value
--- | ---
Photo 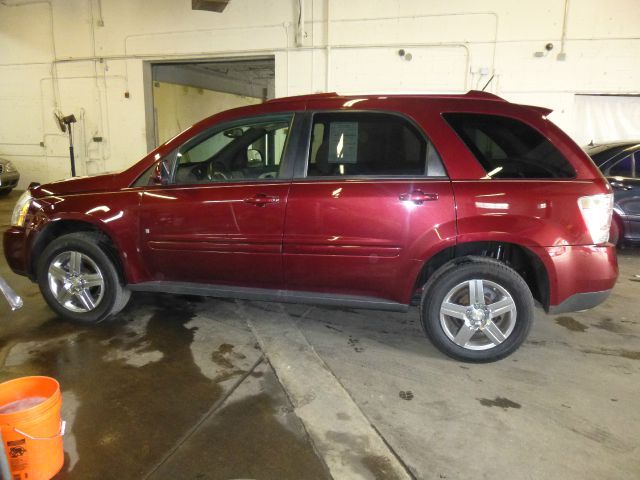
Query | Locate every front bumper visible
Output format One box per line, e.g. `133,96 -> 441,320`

3,226 -> 29,276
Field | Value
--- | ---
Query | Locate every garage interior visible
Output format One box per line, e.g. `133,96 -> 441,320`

150,59 -> 273,146
0,1 -> 639,479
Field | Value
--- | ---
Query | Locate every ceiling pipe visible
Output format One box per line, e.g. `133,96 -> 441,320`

326,0 -> 331,91
295,0 -> 305,47
558,0 -> 570,61
1,0 -> 49,4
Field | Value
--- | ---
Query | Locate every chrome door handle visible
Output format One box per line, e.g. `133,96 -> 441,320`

243,194 -> 280,206
399,190 -> 438,204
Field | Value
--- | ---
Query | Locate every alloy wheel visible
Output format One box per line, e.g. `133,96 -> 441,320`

47,251 -> 105,313
439,279 -> 517,350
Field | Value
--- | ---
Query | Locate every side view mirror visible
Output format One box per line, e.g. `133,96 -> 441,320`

150,161 -> 168,186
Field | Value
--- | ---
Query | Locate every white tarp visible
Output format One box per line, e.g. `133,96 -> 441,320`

573,95 -> 640,145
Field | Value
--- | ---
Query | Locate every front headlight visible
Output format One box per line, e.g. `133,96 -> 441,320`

11,190 -> 32,227
4,161 -> 16,173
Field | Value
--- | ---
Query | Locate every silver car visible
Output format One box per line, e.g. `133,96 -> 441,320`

0,158 -> 19,196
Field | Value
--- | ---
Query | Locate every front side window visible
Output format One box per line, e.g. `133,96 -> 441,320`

173,114 -> 293,185
133,152 -> 177,187
306,112 -> 445,177
443,113 -> 576,179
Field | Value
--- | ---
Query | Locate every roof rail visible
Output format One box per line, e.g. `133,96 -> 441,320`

464,90 -> 506,101
265,92 -> 339,103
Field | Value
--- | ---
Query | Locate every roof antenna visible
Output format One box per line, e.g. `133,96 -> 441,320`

481,74 -> 495,92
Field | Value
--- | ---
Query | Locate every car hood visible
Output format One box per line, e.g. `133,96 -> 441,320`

31,173 -> 122,198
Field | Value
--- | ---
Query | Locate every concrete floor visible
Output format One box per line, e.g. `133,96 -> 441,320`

0,190 -> 639,480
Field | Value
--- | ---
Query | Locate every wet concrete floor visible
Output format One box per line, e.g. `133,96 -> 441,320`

1,190 -> 640,479
290,250 -> 640,479
0,192 -> 329,480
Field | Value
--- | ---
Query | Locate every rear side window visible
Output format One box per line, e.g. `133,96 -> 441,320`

443,113 -> 575,179
306,112 -> 446,177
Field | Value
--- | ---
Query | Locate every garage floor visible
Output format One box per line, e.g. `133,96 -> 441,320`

1,191 -> 638,480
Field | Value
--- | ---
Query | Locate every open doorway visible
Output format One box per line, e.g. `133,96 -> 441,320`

146,57 -> 275,149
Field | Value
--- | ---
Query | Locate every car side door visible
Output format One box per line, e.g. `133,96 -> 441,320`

282,111 -> 456,304
136,113 -> 298,287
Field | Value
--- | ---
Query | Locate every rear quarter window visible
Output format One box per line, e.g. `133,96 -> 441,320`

443,113 -> 576,179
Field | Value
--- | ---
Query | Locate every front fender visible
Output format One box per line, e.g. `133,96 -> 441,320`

26,191 -> 149,284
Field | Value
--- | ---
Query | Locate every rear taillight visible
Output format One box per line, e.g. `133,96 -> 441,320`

577,194 -> 614,244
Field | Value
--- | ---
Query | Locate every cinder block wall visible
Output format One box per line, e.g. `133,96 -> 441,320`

0,0 -> 638,187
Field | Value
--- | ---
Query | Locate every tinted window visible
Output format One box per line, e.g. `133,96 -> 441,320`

306,112 -> 444,177
607,154 -> 633,177
443,113 -> 575,179
173,115 -> 292,185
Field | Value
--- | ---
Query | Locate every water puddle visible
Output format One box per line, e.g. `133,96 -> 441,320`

478,396 -> 522,409
555,316 -> 588,332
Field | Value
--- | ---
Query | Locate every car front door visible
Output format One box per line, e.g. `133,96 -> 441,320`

282,111 -> 456,304
138,113 -> 296,287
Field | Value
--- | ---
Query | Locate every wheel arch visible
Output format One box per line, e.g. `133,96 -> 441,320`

30,218 -> 128,284
413,241 -> 550,309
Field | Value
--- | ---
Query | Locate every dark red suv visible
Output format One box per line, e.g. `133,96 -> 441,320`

3,92 -> 618,362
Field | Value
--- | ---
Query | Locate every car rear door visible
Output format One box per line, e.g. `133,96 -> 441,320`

137,113 -> 298,287
282,111 -> 456,304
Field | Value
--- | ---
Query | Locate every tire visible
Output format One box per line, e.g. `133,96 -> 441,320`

0,189 -> 12,197
36,232 -> 130,324
420,257 -> 534,363
112,288 -> 132,316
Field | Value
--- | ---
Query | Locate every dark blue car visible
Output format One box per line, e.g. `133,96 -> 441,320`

585,141 -> 640,245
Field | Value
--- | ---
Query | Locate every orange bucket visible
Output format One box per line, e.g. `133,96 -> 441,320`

0,376 -> 65,480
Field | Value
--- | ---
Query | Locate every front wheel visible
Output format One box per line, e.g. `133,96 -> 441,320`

421,258 -> 533,363
37,232 -> 130,324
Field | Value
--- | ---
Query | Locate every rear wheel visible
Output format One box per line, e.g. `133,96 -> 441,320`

421,257 -> 533,362
37,232 -> 130,324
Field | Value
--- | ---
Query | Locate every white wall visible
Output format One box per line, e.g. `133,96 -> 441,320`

0,0 -> 639,187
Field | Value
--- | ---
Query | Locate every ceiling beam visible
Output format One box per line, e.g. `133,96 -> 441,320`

153,64 -> 268,99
